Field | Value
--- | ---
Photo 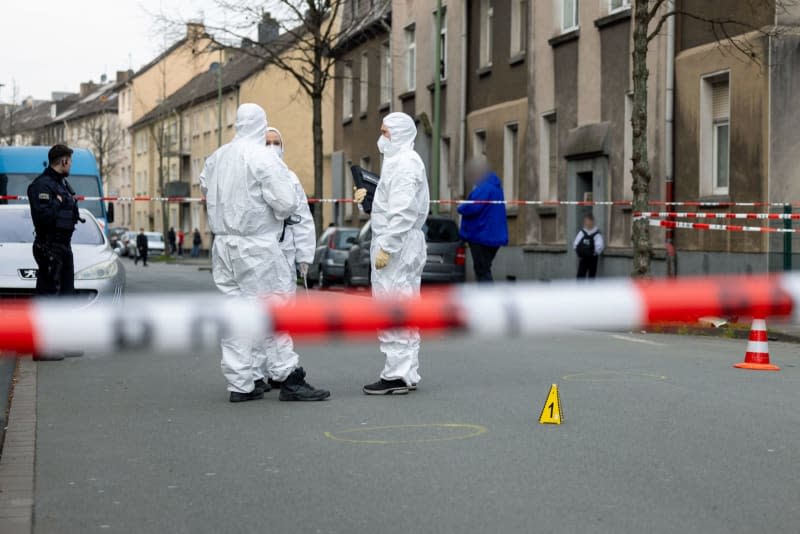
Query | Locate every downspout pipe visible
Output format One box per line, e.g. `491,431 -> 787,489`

665,0 -> 676,276
458,0 -> 468,201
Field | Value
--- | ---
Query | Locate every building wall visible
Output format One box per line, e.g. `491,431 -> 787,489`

674,34 -> 769,258
392,0 -> 466,206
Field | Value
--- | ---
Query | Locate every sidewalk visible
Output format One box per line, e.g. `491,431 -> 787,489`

650,319 -> 800,343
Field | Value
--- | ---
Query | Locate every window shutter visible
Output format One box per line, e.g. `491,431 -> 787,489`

712,82 -> 729,121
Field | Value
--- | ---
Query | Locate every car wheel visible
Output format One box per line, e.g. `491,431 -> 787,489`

318,266 -> 329,289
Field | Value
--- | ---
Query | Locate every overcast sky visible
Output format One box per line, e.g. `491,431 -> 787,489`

0,0 -> 232,102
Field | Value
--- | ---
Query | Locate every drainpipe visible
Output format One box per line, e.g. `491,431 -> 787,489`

458,0 -> 468,201
379,15 -> 393,111
665,0 -> 676,276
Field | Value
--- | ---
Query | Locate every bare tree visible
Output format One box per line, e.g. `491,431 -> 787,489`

629,0 -> 793,277
0,80 -> 20,146
161,0 -> 372,232
80,112 -> 123,193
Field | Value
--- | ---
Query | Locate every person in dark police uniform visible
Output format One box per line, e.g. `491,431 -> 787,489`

26,144 -> 84,360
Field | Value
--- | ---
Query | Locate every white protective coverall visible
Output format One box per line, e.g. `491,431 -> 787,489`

199,104 -> 300,393
371,112 -> 430,386
259,126 -> 316,383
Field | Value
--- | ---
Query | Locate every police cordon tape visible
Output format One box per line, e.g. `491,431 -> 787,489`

3,195 -> 800,208
0,273 -> 798,356
644,218 -> 799,234
635,211 -> 800,220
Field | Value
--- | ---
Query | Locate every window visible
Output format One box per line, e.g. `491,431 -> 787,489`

562,0 -> 579,32
539,113 -> 558,200
434,9 -> 447,80
380,41 -> 391,104
405,26 -> 416,91
473,129 -> 487,158
700,73 -> 730,196
712,81 -> 730,193
343,62 -> 354,119
479,0 -> 493,67
510,0 -> 528,56
610,0 -> 630,13
503,123 -> 519,201
623,93 -> 633,200
360,52 -> 369,114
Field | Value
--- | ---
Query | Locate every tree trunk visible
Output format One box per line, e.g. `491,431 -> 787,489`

311,81 -> 324,237
630,1 -> 653,277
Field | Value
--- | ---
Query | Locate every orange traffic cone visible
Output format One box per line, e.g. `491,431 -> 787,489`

734,318 -> 780,371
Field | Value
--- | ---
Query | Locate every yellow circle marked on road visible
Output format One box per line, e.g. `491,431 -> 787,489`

324,423 -> 488,445
562,370 -> 667,382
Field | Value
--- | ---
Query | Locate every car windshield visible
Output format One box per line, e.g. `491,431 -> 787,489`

0,173 -> 104,218
0,209 -> 104,245
335,230 -> 359,249
423,219 -> 459,243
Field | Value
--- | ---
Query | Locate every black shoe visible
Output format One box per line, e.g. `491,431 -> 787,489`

33,353 -> 65,361
229,389 -> 264,403
363,379 -> 409,395
268,377 -> 284,390
254,378 -> 271,394
279,367 -> 330,401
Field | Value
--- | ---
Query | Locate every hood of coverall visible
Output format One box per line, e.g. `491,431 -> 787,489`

381,112 -> 417,158
266,126 -> 285,159
235,103 -> 268,144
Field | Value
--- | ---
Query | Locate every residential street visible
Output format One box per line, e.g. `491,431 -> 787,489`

22,265 -> 800,533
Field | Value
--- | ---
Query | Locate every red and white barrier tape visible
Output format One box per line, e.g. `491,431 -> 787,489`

636,211 -> 800,220
3,195 -> 800,208
645,219 -> 798,234
0,274 -> 798,355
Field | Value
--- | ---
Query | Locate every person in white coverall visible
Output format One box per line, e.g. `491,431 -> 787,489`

355,112 -> 430,395
260,126 -> 318,391
199,103 -> 330,403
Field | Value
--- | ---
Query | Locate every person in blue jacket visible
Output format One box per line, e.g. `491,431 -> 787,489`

457,158 -> 509,282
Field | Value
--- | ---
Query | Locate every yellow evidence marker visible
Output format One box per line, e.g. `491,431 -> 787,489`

538,384 -> 563,425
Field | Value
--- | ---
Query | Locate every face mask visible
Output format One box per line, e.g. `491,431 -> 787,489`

377,135 -> 391,155
266,144 -> 284,160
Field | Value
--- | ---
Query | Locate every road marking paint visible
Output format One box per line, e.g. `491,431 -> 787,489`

324,423 -> 488,444
610,334 -> 666,346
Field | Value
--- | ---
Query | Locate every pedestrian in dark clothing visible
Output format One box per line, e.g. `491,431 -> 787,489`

26,144 -> 84,361
457,158 -> 509,282
177,230 -> 185,256
168,227 -> 177,255
135,229 -> 149,266
573,213 -> 604,279
191,228 -> 202,257
27,144 -> 81,297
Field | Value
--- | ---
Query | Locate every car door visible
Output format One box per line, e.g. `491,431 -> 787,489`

352,221 -> 372,283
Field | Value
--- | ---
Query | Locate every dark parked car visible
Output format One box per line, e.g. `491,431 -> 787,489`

307,226 -> 359,288
344,216 -> 466,287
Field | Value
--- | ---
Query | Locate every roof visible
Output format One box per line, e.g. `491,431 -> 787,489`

4,101 -> 56,134
131,52 -> 265,129
53,82 -> 119,123
333,0 -> 391,55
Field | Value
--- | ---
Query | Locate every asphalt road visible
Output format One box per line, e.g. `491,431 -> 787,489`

31,265 -> 800,533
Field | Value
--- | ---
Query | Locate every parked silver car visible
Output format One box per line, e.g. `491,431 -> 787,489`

0,205 -> 125,305
123,231 -> 166,259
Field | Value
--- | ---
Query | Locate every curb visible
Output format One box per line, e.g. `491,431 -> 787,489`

0,358 -> 36,533
648,323 -> 800,344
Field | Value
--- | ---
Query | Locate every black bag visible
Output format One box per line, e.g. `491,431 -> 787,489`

350,165 -> 380,214
576,230 -> 597,259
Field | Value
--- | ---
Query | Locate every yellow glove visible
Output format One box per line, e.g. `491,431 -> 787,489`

375,248 -> 391,270
353,187 -> 367,204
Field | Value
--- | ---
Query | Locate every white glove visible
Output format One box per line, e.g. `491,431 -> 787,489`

299,262 -> 309,277
353,187 -> 367,204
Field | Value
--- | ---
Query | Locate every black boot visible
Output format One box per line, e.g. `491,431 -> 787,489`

254,378 -> 271,394
229,388 -> 264,403
279,367 -> 330,401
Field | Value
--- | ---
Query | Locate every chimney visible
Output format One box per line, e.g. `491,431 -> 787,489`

116,70 -> 131,84
258,13 -> 279,44
79,81 -> 97,97
186,21 -> 205,42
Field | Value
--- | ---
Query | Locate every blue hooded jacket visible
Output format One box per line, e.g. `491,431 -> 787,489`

458,172 -> 509,247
